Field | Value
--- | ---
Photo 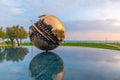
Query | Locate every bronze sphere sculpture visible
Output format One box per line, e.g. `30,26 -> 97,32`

29,15 -> 65,51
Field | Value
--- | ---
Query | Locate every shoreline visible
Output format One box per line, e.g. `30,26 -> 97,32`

2,42 -> 120,51
60,42 -> 120,51
21,42 -> 120,51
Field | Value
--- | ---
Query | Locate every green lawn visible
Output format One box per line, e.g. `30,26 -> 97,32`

61,42 -> 120,51
21,42 -> 120,51
22,42 -> 33,46
107,43 -> 120,46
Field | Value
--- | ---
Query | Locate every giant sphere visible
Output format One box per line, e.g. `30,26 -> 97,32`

29,15 -> 65,50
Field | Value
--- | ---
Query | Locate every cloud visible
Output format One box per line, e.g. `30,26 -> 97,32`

66,31 -> 120,40
0,0 -> 25,14
0,0 -> 30,29
64,19 -> 120,40
65,19 -> 120,33
111,0 -> 120,2
0,0 -> 120,40
10,8 -> 25,14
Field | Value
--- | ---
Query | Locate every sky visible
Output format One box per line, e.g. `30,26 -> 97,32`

1,0 -> 120,40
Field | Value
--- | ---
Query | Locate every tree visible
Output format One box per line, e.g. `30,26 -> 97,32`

14,25 -> 20,46
6,25 -> 27,47
6,26 -> 17,46
18,26 -> 27,47
0,27 -> 7,46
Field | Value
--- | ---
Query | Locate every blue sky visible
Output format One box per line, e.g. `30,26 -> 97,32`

1,0 -> 120,40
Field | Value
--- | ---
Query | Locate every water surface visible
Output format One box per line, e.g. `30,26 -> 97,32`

0,46 -> 120,80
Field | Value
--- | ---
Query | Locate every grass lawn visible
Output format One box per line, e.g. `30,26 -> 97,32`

107,43 -> 120,46
21,42 -> 120,51
22,42 -> 33,46
61,42 -> 120,51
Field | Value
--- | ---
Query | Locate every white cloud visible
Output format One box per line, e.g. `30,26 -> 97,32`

66,31 -> 120,40
0,0 -> 25,14
111,0 -> 120,2
10,8 -> 25,14
0,0 -> 22,7
0,0 -> 120,40
64,19 -> 120,40
65,19 -> 120,33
